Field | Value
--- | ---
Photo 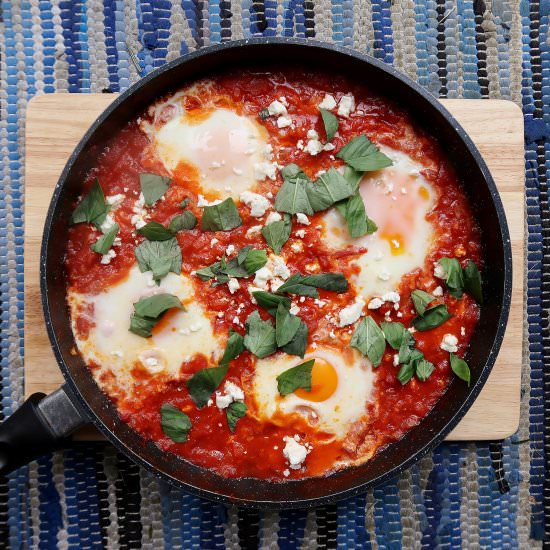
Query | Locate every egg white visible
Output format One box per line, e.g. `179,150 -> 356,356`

68,266 -> 221,393
251,346 -> 375,439
322,147 -> 436,299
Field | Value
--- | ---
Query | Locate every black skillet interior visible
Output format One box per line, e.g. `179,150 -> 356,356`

41,39 -> 512,508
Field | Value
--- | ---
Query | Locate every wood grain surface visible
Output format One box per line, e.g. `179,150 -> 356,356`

24,94 -> 524,440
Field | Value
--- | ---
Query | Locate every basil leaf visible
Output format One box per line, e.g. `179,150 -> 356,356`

201,198 -> 242,231
262,214 -> 292,254
281,164 -> 308,181
195,265 -> 217,281
398,330 -> 416,363
70,178 -> 109,228
91,223 -> 119,255
186,364 -> 228,408
274,165 -> 314,215
397,363 -> 415,385
180,198 -> 190,209
450,353 -> 471,385
350,316 -> 386,367
140,173 -> 172,206
381,322 -> 407,350
276,273 -> 319,297
243,311 -> 277,358
252,291 -> 292,316
307,168 -> 355,212
276,272 -> 349,297
438,257 -> 464,299
320,108 -> 338,141
219,329 -> 245,367
275,303 -> 302,347
160,403 -> 191,443
137,221 -> 174,241
343,166 -> 364,191
243,249 -> 268,274
226,401 -> 247,432
197,247 -> 267,285
335,192 -> 377,238
281,320 -> 308,357
169,211 -> 197,232
276,359 -> 315,396
336,135 -> 393,172
133,293 -> 184,318
412,304 -> 452,331
135,238 -> 182,283
464,260 -> 483,304
129,315 -> 157,338
411,289 -> 436,316
416,359 -> 435,382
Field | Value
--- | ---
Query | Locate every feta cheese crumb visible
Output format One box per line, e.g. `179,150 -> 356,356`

246,225 -> 262,237
267,100 -> 288,116
277,115 -> 293,128
378,270 -> 391,281
338,298 -> 366,327
393,354 -> 400,367
381,291 -> 400,303
295,229 -> 306,238
290,242 -> 303,253
440,334 -> 458,353
461,326 -> 466,337
307,129 -> 319,140
323,142 -> 336,151
228,278 -> 240,294
270,277 -> 284,292
319,94 -> 337,110
271,255 -> 291,280
100,213 -> 116,233
226,244 -> 236,256
283,469 -> 290,477
215,381 -> 245,410
197,195 -> 223,208
434,262 -> 447,279
289,305 -> 300,315
433,286 -> 444,297
254,266 -> 274,289
368,298 -> 384,310
265,211 -> 282,224
296,139 -> 304,151
254,161 -> 278,181
210,238 -> 219,247
100,249 -> 117,265
337,93 -> 356,117
304,139 -> 324,156
232,167 -> 243,176
106,194 -> 125,207
240,191 -> 271,217
296,213 -> 310,225
282,436 -> 309,469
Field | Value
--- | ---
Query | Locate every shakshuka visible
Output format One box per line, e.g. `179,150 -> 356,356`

65,70 -> 482,480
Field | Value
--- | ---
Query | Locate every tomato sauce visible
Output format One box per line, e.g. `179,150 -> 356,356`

65,70 -> 481,480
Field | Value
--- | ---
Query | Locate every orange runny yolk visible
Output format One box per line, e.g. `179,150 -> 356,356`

294,358 -> 338,402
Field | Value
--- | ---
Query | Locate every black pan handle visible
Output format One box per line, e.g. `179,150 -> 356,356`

0,385 -> 87,474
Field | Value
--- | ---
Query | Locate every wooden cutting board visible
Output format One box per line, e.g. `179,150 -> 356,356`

24,94 -> 524,441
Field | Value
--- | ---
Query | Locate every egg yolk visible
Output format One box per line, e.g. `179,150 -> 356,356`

295,358 -> 338,402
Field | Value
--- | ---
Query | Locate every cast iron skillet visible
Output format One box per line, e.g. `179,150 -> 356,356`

0,39 -> 511,508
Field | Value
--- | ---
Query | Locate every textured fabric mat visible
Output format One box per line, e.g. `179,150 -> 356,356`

0,0 -> 548,548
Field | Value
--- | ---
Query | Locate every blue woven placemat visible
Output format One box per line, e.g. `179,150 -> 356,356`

0,0 -> 547,547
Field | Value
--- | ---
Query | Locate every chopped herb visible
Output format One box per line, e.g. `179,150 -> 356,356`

137,221 -> 174,241
319,108 -> 338,141
463,260 -> 483,304
397,362 -> 415,385
438,257 -> 464,299
450,353 -> 471,385
259,107 -> 270,120
262,214 -> 292,254
91,223 -> 119,255
243,311 -> 277,358
196,247 -> 267,285
243,248 -> 268,274
416,359 -> 435,382
343,166 -> 364,191
336,135 -> 393,172
168,211 -> 197,232
335,192 -> 377,238
275,303 -> 302,347
398,330 -> 416,364
274,165 -> 314,215
350,316 -> 386,367
411,289 -> 436,316
129,293 -> 184,338
412,304 -> 452,331
252,291 -> 292,316
219,329 -> 245,367
381,322 -> 407,350
276,359 -> 315,396
280,320 -> 308,358
226,402 -> 248,432
201,197 -> 242,231
160,403 -> 191,443
307,168 -> 355,212
180,197 -> 190,209
276,272 -> 348,298
135,237 -> 182,283
140,173 -> 172,206
70,178 -> 109,228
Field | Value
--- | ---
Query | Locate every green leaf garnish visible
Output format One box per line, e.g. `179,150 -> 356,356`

411,290 -> 436,316
320,108 -> 338,141
160,403 -> 191,443
397,362 -> 415,385
137,221 -> 174,241
243,311 -> 277,358
280,320 -> 308,358
343,166 -> 364,190
276,272 -> 349,298
243,248 -> 268,274
463,260 -> 483,304
196,247 -> 267,285
307,168 -> 355,212
226,401 -> 248,432
275,303 -> 302,347
350,316 -> 386,367
219,329 -> 245,367
252,291 -> 292,316
412,304 -> 452,331
335,192 -> 377,238
130,293 -> 184,338
135,237 -> 182,283
274,165 -> 314,215
201,198 -> 242,231
450,353 -> 471,385
168,211 -> 197,232
381,322 -> 407,350
90,223 -> 119,255
140,173 -> 172,206
180,197 -> 190,209
70,178 -> 109,228
415,359 -> 435,382
262,214 -> 292,254
336,135 -> 393,172
276,359 -> 315,396
438,257 -> 464,299
398,330 -> 416,364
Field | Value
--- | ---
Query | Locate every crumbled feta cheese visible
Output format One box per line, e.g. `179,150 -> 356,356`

228,278 -> 240,294
323,143 -> 335,151
277,115 -> 293,128
226,244 -> 235,256
240,191 -> 271,217
319,94 -> 337,110
271,255 -> 291,280
283,436 -> 309,469
100,249 -> 117,265
264,144 -> 274,160
433,286 -> 444,297
440,334 -> 458,353
338,298 -> 366,327
197,195 -> 223,208
253,161 -> 278,181
289,305 -> 300,315
299,296 -> 306,303
210,238 -> 219,247
247,285 -> 264,303
267,100 -> 288,116
393,354 -> 400,367
291,242 -> 304,253
305,139 -> 324,156
296,139 -> 305,151
296,213 -> 310,225
381,291 -> 400,303
106,194 -> 125,207
283,469 -> 290,477
307,129 -> 319,140
138,350 -> 165,374
295,229 -> 306,238
337,93 -> 355,117
246,225 -> 263,237
461,326 -> 466,337
434,263 -> 447,279
215,381 -> 245,410
279,96 -> 289,107
100,213 -> 116,233
265,211 -> 282,225
254,266 -> 274,289
207,399 -> 214,407
130,215 -> 146,229
210,160 -> 222,169
368,298 -> 384,310
329,330 -> 336,339
378,270 -> 391,281
270,278 -> 284,292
